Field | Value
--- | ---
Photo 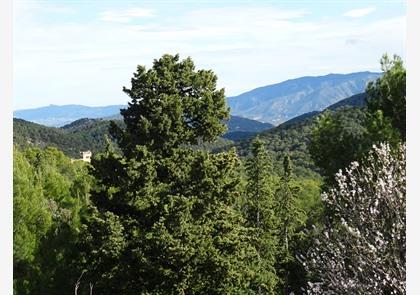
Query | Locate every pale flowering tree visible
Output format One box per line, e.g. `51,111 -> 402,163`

302,143 -> 405,294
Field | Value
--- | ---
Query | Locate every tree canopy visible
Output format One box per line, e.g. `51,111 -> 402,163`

366,54 -> 406,140
110,54 -> 230,157
80,55 -> 261,294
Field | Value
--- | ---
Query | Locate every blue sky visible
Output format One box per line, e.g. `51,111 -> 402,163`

13,0 -> 406,110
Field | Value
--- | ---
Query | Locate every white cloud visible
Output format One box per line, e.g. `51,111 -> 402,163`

343,7 -> 376,18
185,7 -> 308,22
99,8 -> 155,23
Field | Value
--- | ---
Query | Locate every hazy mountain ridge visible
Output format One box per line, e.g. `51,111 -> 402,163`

227,71 -> 380,124
14,104 -> 126,127
14,104 -> 274,134
14,72 -> 380,128
14,92 -> 368,161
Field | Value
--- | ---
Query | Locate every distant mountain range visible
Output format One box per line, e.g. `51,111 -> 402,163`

14,91 -> 369,161
12,104 -> 276,133
13,104 -> 126,127
14,71 -> 381,128
227,71 -> 380,124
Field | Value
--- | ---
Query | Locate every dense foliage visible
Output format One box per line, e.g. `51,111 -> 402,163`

13,53 -> 405,294
13,118 -> 114,158
366,54 -> 406,140
79,55 -> 261,294
13,146 -> 92,294
309,107 -> 368,184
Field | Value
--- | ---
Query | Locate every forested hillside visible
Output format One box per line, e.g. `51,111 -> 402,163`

13,118 -> 113,158
13,92 -> 367,163
13,114 -> 273,158
13,54 -> 406,295
221,92 -> 369,178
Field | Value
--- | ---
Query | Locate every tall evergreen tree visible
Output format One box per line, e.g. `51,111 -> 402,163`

243,139 -> 279,294
277,154 -> 305,294
80,54 -> 259,294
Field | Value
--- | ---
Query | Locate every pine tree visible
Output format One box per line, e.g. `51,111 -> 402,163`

243,139 -> 279,294
80,54 -> 259,294
277,154 -> 305,294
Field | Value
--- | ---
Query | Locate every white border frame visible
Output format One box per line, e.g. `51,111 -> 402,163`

0,0 -> 13,293
1,0 -> 418,293
406,0 -> 420,293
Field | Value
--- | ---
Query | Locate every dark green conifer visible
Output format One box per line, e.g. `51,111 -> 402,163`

244,139 -> 279,294
277,154 -> 305,294
80,54 -> 258,294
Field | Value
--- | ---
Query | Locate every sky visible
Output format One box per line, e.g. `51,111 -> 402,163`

13,0 -> 406,110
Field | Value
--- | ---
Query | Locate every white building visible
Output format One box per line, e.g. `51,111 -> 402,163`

80,150 -> 92,163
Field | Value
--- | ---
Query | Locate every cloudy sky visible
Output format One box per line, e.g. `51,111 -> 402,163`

13,0 -> 406,110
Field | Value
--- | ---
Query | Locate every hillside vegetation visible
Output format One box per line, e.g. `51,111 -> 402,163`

221,92 -> 369,178
13,54 -> 405,295
13,92 -> 367,165
14,118 -> 113,158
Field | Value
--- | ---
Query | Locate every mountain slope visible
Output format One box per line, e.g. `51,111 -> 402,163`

227,71 -> 380,124
13,92 -> 369,160
219,92 -> 370,177
13,118 -> 108,158
14,114 -> 269,158
13,104 -> 274,136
